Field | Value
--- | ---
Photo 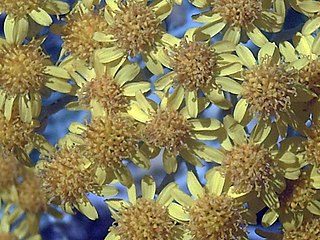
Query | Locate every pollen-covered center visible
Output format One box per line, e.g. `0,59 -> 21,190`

279,172 -> 316,211
298,59 -> 320,95
188,193 -> 247,240
304,121 -> 320,167
113,198 -> 175,240
41,146 -> 98,205
172,40 -> 219,91
0,43 -> 47,95
144,109 -> 192,153
0,151 -> 18,190
242,57 -> 297,119
0,233 -> 18,240
220,143 -> 278,194
0,112 -> 37,150
17,172 -> 47,214
62,12 -> 108,61
82,115 -> 140,169
111,0 -> 160,56
78,76 -> 128,114
283,218 -> 320,240
212,0 -> 262,27
0,0 -> 45,18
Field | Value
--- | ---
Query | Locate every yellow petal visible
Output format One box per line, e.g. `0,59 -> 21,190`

180,148 -> 203,167
163,149 -> 178,174
122,82 -> 151,96
216,76 -> 243,94
44,1 -> 70,15
168,203 -> 190,222
189,118 -> 222,131
29,8 -> 53,26
95,47 -> 125,63
144,51 -> 164,75
262,209 -> 278,227
44,66 -> 70,79
171,188 -> 194,207
235,44 -> 256,67
196,20 -> 226,39
127,184 -> 137,204
167,86 -> 185,110
234,98 -> 249,124
279,41 -> 298,62
45,77 -> 74,94
154,72 -> 175,90
186,90 -> 198,118
114,62 -> 140,87
76,201 -> 98,220
206,168 -> 225,196
258,42 -> 280,64
141,175 -> 156,200
135,90 -> 155,114
4,95 -> 16,120
4,16 -> 28,44
187,171 -> 204,198
157,182 -> 177,206
19,95 -> 32,123
307,200 -> 320,215
302,16 -> 320,35
127,103 -> 151,123
204,88 -> 232,110
223,26 -> 241,44
246,25 -> 268,47
99,186 -> 118,197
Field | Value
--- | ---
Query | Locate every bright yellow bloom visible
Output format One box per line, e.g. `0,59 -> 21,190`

128,90 -> 225,174
168,171 -> 252,239
154,30 -> 242,117
190,0 -> 285,47
0,0 -> 69,38
105,176 -> 183,240
234,42 -> 313,137
97,0 -> 176,75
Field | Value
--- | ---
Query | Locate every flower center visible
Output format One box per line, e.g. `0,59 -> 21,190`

78,76 -> 128,114
41,146 -> 98,205
212,0 -> 262,27
298,59 -> 320,95
188,193 -> 247,240
113,198 -> 175,240
0,150 -> 18,190
0,42 -> 47,95
83,115 -> 140,169
111,0 -> 160,56
242,57 -> 297,119
304,122 -> 320,167
283,218 -> 320,240
220,143 -> 278,194
279,172 -> 316,211
0,233 -> 18,240
17,172 -> 47,214
172,40 -> 219,91
144,109 -> 192,153
62,11 -> 108,62
0,0 -> 45,18
0,112 -> 37,150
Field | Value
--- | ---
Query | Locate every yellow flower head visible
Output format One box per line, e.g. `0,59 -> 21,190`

0,150 -> 19,191
283,218 -> 320,240
106,176 -> 181,240
304,121 -> 320,167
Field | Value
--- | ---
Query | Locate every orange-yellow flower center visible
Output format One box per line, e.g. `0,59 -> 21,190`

283,218 -> 320,240
82,115 -> 140,169
172,40 -> 219,91
17,172 -> 47,214
212,0 -> 262,27
0,112 -> 37,150
298,58 -> 320,95
242,58 -> 297,119
41,146 -> 98,205
111,0 -> 160,56
279,172 -> 316,212
78,76 -> 128,114
0,0 -> 45,18
113,198 -> 175,240
188,193 -> 247,240
144,109 -> 192,154
304,121 -> 320,167
62,11 -> 108,62
0,151 -> 18,190
0,42 -> 48,95
220,143 -> 278,194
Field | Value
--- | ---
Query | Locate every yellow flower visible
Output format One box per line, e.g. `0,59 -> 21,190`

58,57 -> 150,116
154,30 -> 242,117
168,171 -> 251,239
283,217 -> 320,239
0,150 -> 19,192
105,176 -> 183,240
261,165 -> 320,229
0,0 -> 69,38
191,0 -> 285,47
96,0 -> 176,75
60,113 -> 146,187
38,144 -> 118,220
234,42 -> 313,137
288,0 -> 320,17
128,90 -> 225,174
0,37 -> 75,122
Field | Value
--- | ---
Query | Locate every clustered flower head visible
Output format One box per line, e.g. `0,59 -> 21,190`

1,0 -> 320,239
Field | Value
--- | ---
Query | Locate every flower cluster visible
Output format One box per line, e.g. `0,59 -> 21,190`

1,0 -> 320,239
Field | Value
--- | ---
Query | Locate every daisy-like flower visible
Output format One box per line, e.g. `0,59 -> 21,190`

0,34 -> 75,122
105,175 -> 183,240
60,112 -> 147,187
261,167 -> 320,230
288,0 -> 320,17
128,90 -> 225,174
97,0 -> 176,75
234,42 -> 313,137
168,171 -> 253,239
191,0 -> 285,47
38,144 -> 118,220
154,30 -> 242,117
0,0 -> 69,39
59,56 -> 150,116
55,2 -> 109,64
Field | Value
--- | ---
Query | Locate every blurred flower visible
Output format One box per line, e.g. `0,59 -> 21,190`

288,0 -> 320,17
